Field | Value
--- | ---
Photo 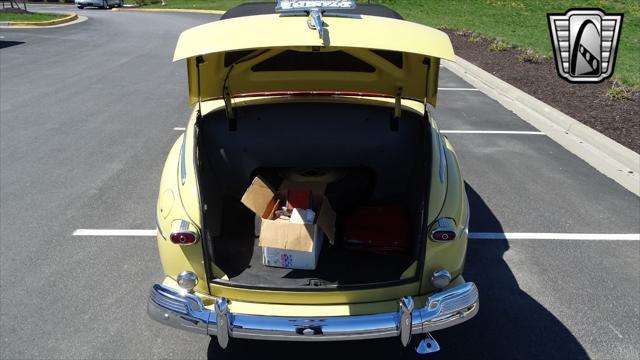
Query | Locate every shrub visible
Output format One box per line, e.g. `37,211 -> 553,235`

607,79 -> 634,101
488,39 -> 510,51
517,49 -> 546,64
133,0 -> 161,5
467,32 -> 483,43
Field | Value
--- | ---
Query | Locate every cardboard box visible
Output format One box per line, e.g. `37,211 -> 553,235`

241,176 -> 336,270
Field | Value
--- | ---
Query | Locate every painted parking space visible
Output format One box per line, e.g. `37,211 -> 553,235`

1,5 -> 638,360
448,131 -> 639,233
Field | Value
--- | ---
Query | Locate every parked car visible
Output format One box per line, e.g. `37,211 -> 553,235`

75,0 -> 121,9
148,2 -> 478,356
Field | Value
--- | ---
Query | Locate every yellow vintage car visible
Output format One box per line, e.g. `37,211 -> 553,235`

149,1 -> 478,355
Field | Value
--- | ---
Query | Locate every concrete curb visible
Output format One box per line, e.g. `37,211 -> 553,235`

112,7 -> 224,14
443,57 -> 639,196
3,12 -> 78,26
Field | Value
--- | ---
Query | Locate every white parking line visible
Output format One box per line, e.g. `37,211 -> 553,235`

174,128 -> 544,135
72,229 -> 640,241
438,88 -> 480,91
469,233 -> 640,241
440,130 -> 545,135
73,229 -> 156,236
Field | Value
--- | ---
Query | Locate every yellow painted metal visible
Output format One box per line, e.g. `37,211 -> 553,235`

174,14 -> 454,106
209,281 -> 421,305
420,133 -> 469,294
173,14 -> 455,61
155,131 -> 208,293
155,95 -> 468,304
161,275 -> 467,317
161,276 -> 428,316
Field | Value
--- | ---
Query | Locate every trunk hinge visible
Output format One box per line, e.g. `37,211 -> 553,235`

423,57 -> 432,111
195,55 -> 204,120
391,87 -> 402,131
223,82 -> 236,131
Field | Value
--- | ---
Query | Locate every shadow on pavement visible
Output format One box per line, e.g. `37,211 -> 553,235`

0,41 -> 25,50
207,183 -> 587,359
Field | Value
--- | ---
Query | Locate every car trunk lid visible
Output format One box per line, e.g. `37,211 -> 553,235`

173,13 -> 455,107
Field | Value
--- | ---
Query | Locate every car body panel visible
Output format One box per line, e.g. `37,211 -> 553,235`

155,134 -> 208,294
160,275 -> 468,317
156,96 -> 466,302
173,14 -> 455,106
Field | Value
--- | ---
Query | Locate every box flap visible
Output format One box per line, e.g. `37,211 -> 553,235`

241,176 -> 277,219
317,196 -> 336,243
259,222 -> 315,252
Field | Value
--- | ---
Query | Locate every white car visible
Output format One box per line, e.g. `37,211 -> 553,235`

75,0 -> 122,9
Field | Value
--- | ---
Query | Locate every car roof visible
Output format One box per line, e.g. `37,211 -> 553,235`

221,2 -> 403,20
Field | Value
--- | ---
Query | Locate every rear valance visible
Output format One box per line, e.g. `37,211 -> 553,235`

174,14 -> 455,106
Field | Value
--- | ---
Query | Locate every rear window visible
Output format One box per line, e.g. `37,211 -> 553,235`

251,50 -> 376,72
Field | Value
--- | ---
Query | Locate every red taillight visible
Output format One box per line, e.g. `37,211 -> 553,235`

430,218 -> 457,242
431,230 -> 456,241
169,220 -> 200,245
170,231 -> 197,245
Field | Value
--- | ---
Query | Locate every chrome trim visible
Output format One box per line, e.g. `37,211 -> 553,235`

430,217 -> 457,242
399,296 -> 414,347
275,0 -> 356,12
416,332 -> 440,354
417,282 -> 480,332
215,298 -> 230,348
180,135 -> 187,186
147,282 -> 479,343
147,284 -> 211,335
431,269 -> 451,289
307,9 -> 325,39
155,212 -> 166,240
176,271 -> 198,292
169,219 -> 200,245
438,134 -> 447,184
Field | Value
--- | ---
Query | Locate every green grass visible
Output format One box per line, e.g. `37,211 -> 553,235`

0,11 -> 67,22
127,0 -> 242,10
370,0 -> 639,88
131,0 -> 639,87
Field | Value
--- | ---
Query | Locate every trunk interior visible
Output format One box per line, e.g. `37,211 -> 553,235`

197,101 -> 430,289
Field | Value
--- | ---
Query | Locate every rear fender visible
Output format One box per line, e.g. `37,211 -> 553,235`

421,132 -> 469,294
156,118 -> 208,294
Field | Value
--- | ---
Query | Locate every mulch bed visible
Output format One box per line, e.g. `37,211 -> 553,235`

443,29 -> 639,154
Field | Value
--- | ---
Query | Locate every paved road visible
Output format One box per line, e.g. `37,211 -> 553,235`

1,5 -> 638,359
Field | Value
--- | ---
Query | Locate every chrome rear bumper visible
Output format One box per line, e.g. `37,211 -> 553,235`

148,282 -> 478,346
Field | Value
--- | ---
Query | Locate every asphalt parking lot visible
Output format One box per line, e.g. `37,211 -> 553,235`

1,5 -> 639,359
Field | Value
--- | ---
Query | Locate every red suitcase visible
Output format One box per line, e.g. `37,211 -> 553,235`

343,205 -> 411,255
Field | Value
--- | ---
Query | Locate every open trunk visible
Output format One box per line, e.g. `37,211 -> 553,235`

197,100 -> 430,289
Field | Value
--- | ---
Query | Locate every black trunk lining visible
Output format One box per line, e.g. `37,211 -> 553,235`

198,101 -> 427,288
